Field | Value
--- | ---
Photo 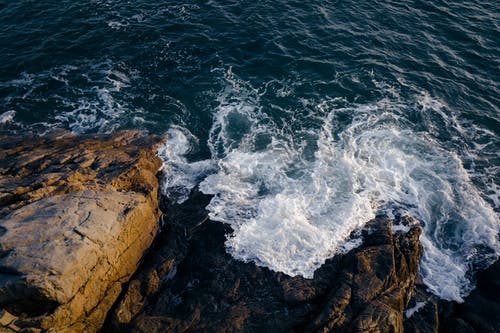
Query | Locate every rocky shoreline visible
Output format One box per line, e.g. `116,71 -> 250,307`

0,131 -> 498,332
0,131 -> 163,332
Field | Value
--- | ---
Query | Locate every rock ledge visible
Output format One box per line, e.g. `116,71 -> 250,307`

0,131 -> 163,332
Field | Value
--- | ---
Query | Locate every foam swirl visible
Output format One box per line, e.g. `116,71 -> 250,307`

160,71 -> 499,302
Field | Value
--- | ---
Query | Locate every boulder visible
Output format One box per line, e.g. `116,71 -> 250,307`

0,131 -> 163,332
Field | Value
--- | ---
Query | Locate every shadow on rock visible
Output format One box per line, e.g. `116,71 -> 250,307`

105,192 -> 423,333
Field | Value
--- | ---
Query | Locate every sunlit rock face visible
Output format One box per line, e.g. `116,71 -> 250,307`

0,130 -> 163,332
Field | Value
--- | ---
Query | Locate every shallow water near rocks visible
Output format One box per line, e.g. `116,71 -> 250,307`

1,0 -> 498,302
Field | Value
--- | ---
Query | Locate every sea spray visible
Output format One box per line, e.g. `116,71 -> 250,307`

159,72 -> 499,302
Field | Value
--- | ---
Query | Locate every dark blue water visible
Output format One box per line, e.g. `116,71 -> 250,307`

1,0 -> 498,302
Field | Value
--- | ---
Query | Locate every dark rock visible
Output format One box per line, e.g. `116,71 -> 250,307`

403,258 -> 500,333
307,217 -> 422,333
403,282 -> 440,333
105,212 -> 423,333
439,260 -> 500,333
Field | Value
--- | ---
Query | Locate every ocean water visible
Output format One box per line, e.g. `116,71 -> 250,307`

1,0 -> 498,302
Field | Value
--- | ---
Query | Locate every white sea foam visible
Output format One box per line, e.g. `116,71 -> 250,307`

54,62 -> 136,133
107,21 -> 129,29
160,71 -> 499,302
392,224 -> 412,234
55,85 -> 126,134
0,110 -> 16,124
158,126 -> 216,204
405,301 -> 426,318
1,61 -> 142,134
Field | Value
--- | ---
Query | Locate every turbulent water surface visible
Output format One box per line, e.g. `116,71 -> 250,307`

1,0 -> 499,302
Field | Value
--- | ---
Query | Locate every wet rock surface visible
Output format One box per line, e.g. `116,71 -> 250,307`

443,259 -> 500,333
0,131 -> 163,332
405,259 -> 500,333
106,191 -> 424,333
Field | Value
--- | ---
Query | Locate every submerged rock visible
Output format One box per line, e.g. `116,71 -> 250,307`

0,130 -> 163,332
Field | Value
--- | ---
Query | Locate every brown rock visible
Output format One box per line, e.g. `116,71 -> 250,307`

307,217 -> 422,333
0,131 -> 163,332
403,282 -> 440,333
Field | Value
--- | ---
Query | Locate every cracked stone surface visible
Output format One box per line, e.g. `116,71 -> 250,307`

0,130 -> 163,332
